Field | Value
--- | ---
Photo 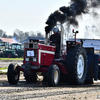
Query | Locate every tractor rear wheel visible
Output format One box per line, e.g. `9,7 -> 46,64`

64,45 -> 87,85
7,63 -> 20,85
48,64 -> 60,86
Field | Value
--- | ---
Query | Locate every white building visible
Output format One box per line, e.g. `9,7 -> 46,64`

75,39 -> 100,51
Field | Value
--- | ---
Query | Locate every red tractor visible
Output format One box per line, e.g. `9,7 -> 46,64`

7,24 -> 99,86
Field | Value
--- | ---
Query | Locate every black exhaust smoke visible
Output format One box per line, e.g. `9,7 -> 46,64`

90,0 -> 100,8
45,11 -> 67,34
45,0 -> 87,34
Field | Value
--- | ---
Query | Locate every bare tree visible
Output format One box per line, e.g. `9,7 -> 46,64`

37,31 -> 44,37
25,32 -> 29,38
2,32 -> 7,38
30,31 -> 36,37
0,29 -> 3,37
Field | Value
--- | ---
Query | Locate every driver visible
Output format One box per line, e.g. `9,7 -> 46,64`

50,27 -> 61,57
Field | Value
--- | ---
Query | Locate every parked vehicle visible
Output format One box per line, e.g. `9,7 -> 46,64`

0,41 -> 18,58
10,43 -> 24,57
0,41 -> 9,51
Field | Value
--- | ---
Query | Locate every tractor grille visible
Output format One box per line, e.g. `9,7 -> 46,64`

24,43 -> 38,49
25,49 -> 37,62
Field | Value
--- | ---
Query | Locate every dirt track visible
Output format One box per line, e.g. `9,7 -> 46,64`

1,61 -> 100,100
0,74 -> 100,100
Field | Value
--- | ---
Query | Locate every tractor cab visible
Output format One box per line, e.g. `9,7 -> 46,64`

10,43 -> 24,50
45,24 -> 65,58
10,43 -> 24,57
46,24 -> 80,59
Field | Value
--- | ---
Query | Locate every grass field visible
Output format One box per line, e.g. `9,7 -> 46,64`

0,58 -> 23,73
0,58 -> 23,61
0,67 -> 8,74
0,67 -> 8,70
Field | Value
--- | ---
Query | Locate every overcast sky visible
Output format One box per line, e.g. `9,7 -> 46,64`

0,0 -> 100,39
0,0 -> 70,35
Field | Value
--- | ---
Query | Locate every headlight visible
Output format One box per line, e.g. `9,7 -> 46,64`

68,42 -> 71,44
33,58 -> 37,62
73,42 -> 75,45
25,58 -> 29,61
14,52 -> 16,54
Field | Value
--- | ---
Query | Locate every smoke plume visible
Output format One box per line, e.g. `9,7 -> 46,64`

89,0 -> 100,8
45,0 -> 87,34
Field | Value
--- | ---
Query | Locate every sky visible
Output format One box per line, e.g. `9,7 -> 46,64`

0,0 -> 70,35
0,0 -> 100,39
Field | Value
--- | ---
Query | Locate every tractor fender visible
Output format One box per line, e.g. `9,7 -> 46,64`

52,61 -> 68,74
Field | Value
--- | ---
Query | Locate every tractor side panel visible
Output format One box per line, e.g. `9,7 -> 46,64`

41,52 -> 54,66
94,54 -> 99,80
38,44 -> 55,66
86,54 -> 99,80
85,47 -> 99,80
86,54 -> 94,80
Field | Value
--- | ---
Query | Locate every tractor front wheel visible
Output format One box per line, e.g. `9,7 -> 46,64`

7,63 -> 20,85
48,64 -> 60,86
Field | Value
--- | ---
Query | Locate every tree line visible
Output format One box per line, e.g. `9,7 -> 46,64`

0,29 -> 44,42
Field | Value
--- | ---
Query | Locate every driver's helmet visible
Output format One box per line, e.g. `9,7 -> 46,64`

53,27 -> 59,33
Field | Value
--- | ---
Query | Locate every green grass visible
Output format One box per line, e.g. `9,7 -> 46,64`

0,67 -> 8,74
0,67 -> 8,70
0,58 -> 23,61
0,71 -> 7,74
